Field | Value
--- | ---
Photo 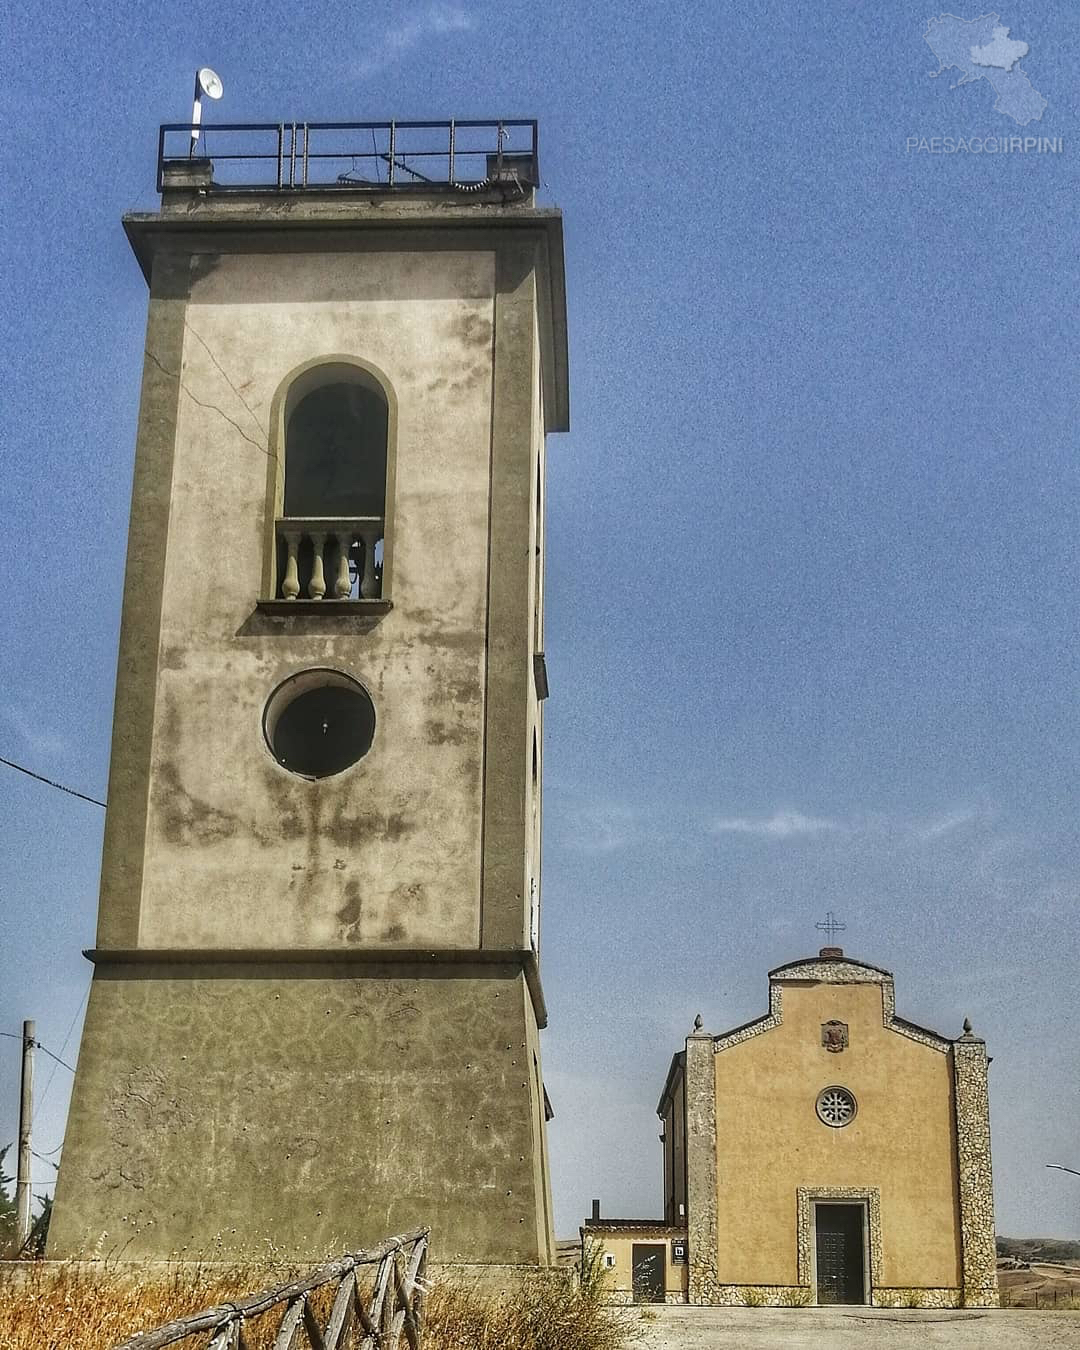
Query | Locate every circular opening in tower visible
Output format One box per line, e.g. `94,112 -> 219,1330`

264,669 -> 375,779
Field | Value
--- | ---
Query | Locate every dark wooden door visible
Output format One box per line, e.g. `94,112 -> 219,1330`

814,1204 -> 865,1304
631,1244 -> 666,1303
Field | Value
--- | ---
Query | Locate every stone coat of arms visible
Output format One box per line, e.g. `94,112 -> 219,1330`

821,1020 -> 849,1053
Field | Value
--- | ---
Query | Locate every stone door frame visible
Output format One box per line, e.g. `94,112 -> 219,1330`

797,1186 -> 882,1305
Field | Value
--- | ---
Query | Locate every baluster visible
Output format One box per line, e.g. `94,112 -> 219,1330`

360,529 -> 380,599
281,531 -> 301,600
308,532 -> 326,599
333,532 -> 353,599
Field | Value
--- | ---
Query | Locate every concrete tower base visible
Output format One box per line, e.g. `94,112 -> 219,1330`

49,954 -> 554,1263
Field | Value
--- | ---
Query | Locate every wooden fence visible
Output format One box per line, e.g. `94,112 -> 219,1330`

112,1228 -> 429,1350
1000,1283 -> 1079,1309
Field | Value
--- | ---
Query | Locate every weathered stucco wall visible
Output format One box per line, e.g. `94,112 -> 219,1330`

712,982 -> 962,1291
49,961 -> 551,1263
133,248 -> 496,951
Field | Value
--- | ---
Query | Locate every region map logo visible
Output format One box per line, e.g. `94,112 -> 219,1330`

908,13 -> 1061,155
925,12 -> 1046,124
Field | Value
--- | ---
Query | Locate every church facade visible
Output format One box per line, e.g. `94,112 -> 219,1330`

654,949 -> 998,1307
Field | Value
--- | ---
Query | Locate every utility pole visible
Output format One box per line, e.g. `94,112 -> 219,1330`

15,1019 -> 34,1251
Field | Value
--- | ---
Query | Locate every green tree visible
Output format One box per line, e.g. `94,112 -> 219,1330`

0,1144 -> 52,1255
0,1145 -> 17,1251
28,1191 -> 52,1255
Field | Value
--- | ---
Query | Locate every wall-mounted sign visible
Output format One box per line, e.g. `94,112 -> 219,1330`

671,1238 -> 688,1264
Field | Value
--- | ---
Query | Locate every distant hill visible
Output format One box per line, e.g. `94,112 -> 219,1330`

998,1236 -> 1080,1264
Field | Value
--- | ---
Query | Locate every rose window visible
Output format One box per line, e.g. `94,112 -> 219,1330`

816,1086 -> 857,1128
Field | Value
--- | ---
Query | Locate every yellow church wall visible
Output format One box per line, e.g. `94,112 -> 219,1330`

713,981 -> 962,1292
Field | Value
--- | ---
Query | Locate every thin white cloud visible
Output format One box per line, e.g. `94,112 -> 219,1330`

0,704 -> 73,762
357,4 -> 473,76
709,803 -> 1001,847
711,809 -> 840,839
559,802 -> 644,855
918,806 -> 985,841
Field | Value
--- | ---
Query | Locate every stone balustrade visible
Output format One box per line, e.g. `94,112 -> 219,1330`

276,516 -> 384,601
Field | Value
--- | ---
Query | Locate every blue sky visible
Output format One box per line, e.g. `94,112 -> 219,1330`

1,1 -> 1077,1242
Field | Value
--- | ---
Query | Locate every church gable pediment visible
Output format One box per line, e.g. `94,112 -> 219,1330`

710,950 -> 952,1056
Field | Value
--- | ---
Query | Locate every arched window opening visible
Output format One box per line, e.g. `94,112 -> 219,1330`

285,381 -> 387,517
275,364 -> 390,602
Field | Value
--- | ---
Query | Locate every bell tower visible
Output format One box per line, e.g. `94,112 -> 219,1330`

48,120 -> 568,1264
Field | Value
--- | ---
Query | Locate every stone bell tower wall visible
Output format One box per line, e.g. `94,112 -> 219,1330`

49,182 -> 568,1262
48,957 -> 554,1262
94,215 -> 564,958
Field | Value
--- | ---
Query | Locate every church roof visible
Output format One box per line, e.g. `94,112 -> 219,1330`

768,949 -> 893,981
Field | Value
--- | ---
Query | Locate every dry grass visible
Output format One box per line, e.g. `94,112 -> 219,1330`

998,1261 -> 1080,1311
0,1261 -> 304,1349
421,1271 -> 633,1350
0,1256 -> 634,1350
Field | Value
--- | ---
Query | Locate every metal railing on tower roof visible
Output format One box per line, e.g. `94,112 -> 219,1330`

156,119 -> 539,195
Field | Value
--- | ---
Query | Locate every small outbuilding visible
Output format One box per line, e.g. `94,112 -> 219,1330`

579,1209 -> 689,1304
656,949 -> 998,1308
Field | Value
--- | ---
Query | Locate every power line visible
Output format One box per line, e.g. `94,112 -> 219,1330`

0,754 -> 106,808
33,982 -> 90,1125
0,1031 -> 76,1073
33,1043 -> 76,1074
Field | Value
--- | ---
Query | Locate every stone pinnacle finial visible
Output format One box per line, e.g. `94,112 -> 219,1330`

962,1017 -> 973,1036
693,1013 -> 704,1032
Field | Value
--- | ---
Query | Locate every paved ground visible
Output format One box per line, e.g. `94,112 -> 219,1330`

630,1305 -> 1080,1348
